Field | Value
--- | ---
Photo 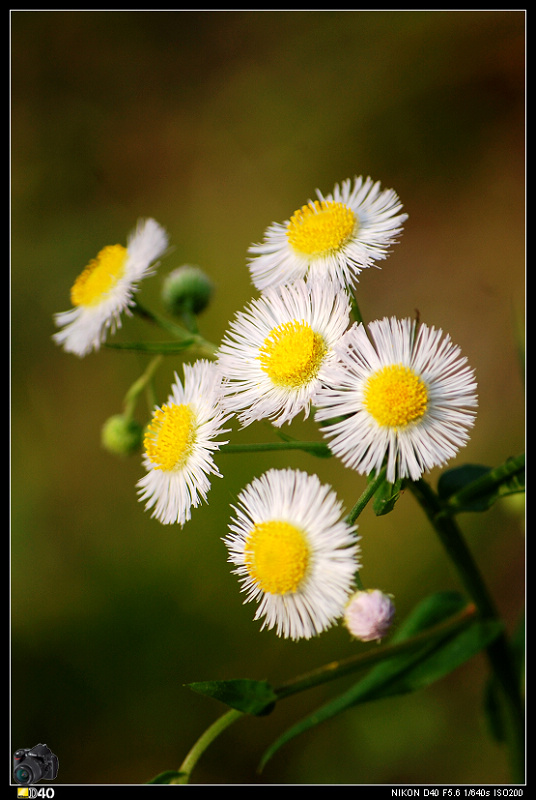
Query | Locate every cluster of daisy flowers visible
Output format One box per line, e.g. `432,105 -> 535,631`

53,176 -> 478,643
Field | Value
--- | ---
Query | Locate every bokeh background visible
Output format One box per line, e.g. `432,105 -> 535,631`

11,10 -> 525,786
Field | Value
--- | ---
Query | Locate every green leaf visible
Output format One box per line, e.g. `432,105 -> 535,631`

438,465 -> 491,508
384,618 -> 502,696
373,477 -> 404,516
483,675 -> 507,743
437,455 -> 525,514
511,610 -> 526,681
146,770 -> 185,784
187,678 -> 278,716
484,609 -> 525,743
259,592 -> 502,771
105,339 -> 197,354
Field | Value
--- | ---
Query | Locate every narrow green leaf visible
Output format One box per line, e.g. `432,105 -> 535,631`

373,478 -> 404,516
438,465 -> 491,509
105,339 -> 197,354
484,610 -> 525,744
511,610 -> 526,682
483,675 -> 507,743
438,455 -> 525,514
390,591 -> 468,638
382,619 -> 502,696
187,678 -> 277,716
146,770 -> 185,784
259,593 -> 501,771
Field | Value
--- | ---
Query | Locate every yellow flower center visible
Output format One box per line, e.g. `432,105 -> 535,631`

286,200 -> 357,256
144,403 -> 197,471
245,520 -> 311,595
70,244 -> 128,307
258,320 -> 326,387
364,364 -> 428,429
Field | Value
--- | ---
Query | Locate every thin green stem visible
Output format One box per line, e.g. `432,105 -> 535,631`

344,466 -> 388,591
350,291 -> 364,325
445,454 -> 525,513
273,602 -> 477,702
132,301 -> 218,359
408,478 -> 525,783
123,355 -> 163,420
354,571 -> 365,591
346,466 -> 387,526
171,708 -> 244,784
221,440 -> 332,458
170,602 -> 478,784
409,479 -> 498,617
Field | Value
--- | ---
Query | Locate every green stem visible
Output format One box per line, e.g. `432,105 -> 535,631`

178,305 -> 200,335
274,602 -> 477,702
171,708 -> 244,784
132,301 -> 218,359
346,466 -> 387,526
445,454 -> 525,513
350,291 -> 364,325
343,466 -> 388,590
408,478 -> 525,783
123,355 -> 163,419
221,440 -> 332,458
170,603 -> 478,784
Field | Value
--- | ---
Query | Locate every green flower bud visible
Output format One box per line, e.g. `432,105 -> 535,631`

162,265 -> 214,317
101,414 -> 144,457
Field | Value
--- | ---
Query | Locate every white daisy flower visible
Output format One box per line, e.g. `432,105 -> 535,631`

224,468 -> 360,640
53,218 -> 168,357
248,176 -> 407,292
137,360 -> 230,526
216,278 -> 351,427
314,317 -> 478,484
344,589 -> 396,643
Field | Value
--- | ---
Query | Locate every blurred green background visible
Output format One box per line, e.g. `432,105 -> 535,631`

11,10 -> 525,786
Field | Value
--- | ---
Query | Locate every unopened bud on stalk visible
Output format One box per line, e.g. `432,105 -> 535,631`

162,265 -> 214,317
101,414 -> 144,457
344,589 -> 395,642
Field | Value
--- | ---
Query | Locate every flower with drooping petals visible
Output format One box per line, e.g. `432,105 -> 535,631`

137,360 -> 230,526
53,218 -> 168,357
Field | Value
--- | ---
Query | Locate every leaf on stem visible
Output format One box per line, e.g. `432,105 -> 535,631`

259,591 -> 502,771
146,770 -> 186,783
187,678 -> 278,716
483,609 -> 525,744
437,455 -> 525,514
372,476 -> 404,516
104,340 -> 197,354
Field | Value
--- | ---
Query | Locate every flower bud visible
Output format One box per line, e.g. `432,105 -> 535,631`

162,265 -> 214,317
101,414 -> 144,457
344,589 -> 395,642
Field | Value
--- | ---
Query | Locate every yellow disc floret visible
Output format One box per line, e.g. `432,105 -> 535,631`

258,320 -> 326,387
245,520 -> 311,595
144,403 -> 197,471
286,200 -> 357,257
364,364 -> 428,429
70,244 -> 128,307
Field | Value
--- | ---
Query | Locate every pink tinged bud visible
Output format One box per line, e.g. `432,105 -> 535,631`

344,589 -> 395,642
